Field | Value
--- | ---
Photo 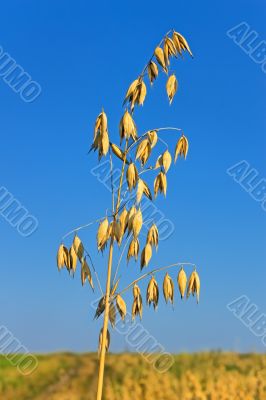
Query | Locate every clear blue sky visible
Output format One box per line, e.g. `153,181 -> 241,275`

0,0 -> 265,354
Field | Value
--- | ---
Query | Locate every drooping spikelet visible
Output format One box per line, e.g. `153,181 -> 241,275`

166,74 -> 178,104
127,206 -> 137,235
98,328 -> 110,357
126,163 -> 138,191
177,267 -> 187,299
57,244 -> 70,270
113,220 -> 123,246
81,258 -> 94,289
69,245 -> 78,273
119,207 -> 128,235
141,243 -> 152,270
123,78 -> 147,111
147,61 -> 159,85
116,294 -> 127,320
146,276 -> 159,309
127,237 -> 140,263
174,134 -> 189,161
146,224 -> 159,250
119,110 -> 137,143
172,31 -> 193,57
132,283 -> 143,320
154,171 -> 167,197
135,139 -> 151,166
186,270 -> 200,303
132,208 -> 143,239
110,143 -> 128,164
97,218 -> 109,251
154,47 -> 167,73
92,110 -> 109,159
109,302 -> 116,328
162,150 -> 172,173
136,179 -> 152,204
147,130 -> 158,148
72,235 -> 84,262
163,273 -> 174,304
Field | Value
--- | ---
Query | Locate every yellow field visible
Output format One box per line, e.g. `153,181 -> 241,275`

0,352 -> 266,399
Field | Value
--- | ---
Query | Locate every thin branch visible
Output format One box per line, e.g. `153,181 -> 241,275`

61,218 -> 104,241
116,262 -> 196,297
84,248 -> 103,296
109,150 -> 115,214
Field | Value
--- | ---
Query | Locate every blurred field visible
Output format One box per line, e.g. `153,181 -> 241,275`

0,352 -> 266,399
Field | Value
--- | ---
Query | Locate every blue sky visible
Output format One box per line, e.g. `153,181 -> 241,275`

0,0 -> 265,354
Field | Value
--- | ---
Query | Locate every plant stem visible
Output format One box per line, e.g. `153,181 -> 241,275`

96,139 -> 129,400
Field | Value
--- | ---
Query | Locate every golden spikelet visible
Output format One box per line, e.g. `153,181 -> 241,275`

135,138 -> 151,166
132,283 -> 142,320
109,302 -> 116,327
147,61 -> 159,84
146,276 -> 159,309
126,163 -> 138,191
162,150 -> 172,173
73,235 -> 84,262
166,74 -> 178,104
136,179 -> 152,204
174,134 -> 189,161
119,207 -> 128,235
57,244 -> 69,270
119,110 -> 137,143
177,267 -> 187,299
132,208 -> 143,239
123,78 -> 147,110
147,130 -> 158,148
69,245 -> 78,273
173,31 -> 193,57
154,171 -> 167,197
146,223 -> 159,249
154,47 -> 167,73
113,220 -> 123,246
141,243 -> 152,269
97,218 -> 109,251
98,328 -> 110,357
94,296 -> 106,319
127,237 -> 139,263
127,206 -> 137,235
138,80 -> 147,106
116,294 -> 127,320
186,270 -> 200,302
92,110 -> 109,159
124,79 -> 140,105
81,258 -> 94,289
110,143 -> 129,164
163,273 -> 174,304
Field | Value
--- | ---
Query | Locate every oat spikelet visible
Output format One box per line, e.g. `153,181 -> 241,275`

94,296 -> 106,319
111,143 -> 128,164
119,110 -> 137,143
127,206 -> 136,235
147,61 -> 159,84
126,163 -> 138,191
146,224 -> 159,249
113,220 -> 123,246
147,130 -> 158,148
98,328 -> 110,357
123,78 -> 147,110
109,302 -> 116,328
154,47 -> 167,73
136,138 -> 151,166
141,243 -> 152,270
92,110 -> 109,159
132,208 -> 143,239
116,295 -> 127,320
136,179 -> 152,204
174,134 -> 189,161
166,74 -> 178,104
163,273 -> 174,304
119,207 -> 128,235
146,277 -> 159,309
162,150 -> 172,173
57,244 -> 69,270
177,267 -> 187,299
123,79 -> 140,105
186,271 -> 200,302
173,31 -> 193,57
73,235 -> 84,262
81,258 -> 94,289
97,218 -> 109,251
69,245 -> 78,273
132,283 -> 143,320
154,171 -> 167,197
127,237 -> 139,263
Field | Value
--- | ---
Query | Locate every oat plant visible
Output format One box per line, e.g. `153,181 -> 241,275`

57,29 -> 200,400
